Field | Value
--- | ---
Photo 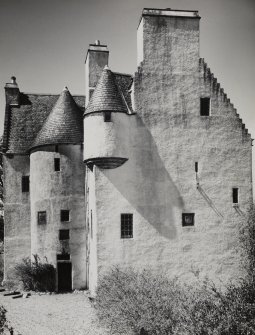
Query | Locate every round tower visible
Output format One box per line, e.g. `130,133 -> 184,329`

29,87 -> 86,290
83,66 -> 130,169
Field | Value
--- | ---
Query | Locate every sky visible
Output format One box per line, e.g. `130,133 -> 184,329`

0,0 -> 254,142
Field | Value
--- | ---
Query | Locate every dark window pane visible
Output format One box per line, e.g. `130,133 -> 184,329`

104,111 -> 111,122
59,229 -> 70,240
121,214 -> 133,238
61,210 -> 70,222
182,213 -> 195,227
233,188 -> 239,204
38,211 -> 47,225
200,98 -> 210,116
22,176 -> 29,193
54,158 -> 60,171
195,162 -> 198,173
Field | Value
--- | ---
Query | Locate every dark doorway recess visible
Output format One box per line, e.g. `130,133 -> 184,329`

57,262 -> 72,292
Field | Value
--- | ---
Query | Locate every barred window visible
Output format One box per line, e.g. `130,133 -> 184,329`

121,214 -> 133,238
200,97 -> 210,116
61,210 -> 70,222
22,176 -> 30,193
182,213 -> 195,227
38,211 -> 47,225
59,229 -> 69,240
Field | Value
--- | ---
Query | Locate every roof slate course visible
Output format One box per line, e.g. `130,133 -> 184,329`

85,67 -> 131,115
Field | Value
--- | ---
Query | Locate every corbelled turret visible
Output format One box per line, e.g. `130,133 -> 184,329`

83,66 -> 130,169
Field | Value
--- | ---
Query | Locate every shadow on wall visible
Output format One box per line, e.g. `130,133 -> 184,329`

102,115 -> 184,240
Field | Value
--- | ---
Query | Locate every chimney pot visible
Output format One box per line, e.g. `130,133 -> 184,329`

11,76 -> 17,85
95,40 -> 100,45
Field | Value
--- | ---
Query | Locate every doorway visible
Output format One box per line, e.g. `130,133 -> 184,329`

57,262 -> 72,292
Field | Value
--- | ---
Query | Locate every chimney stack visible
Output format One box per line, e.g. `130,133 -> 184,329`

5,76 -> 20,106
85,41 -> 109,106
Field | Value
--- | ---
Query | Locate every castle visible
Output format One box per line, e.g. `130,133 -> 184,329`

2,8 -> 253,293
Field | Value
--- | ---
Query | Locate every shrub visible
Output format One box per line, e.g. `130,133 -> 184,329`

0,306 -> 7,334
15,254 -> 56,292
95,267 -> 255,335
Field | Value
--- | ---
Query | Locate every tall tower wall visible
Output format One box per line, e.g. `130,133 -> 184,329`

3,155 -> 31,284
88,9 -> 253,289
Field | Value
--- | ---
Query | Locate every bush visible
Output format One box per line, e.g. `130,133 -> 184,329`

0,306 -> 7,334
95,267 -> 255,335
15,254 -> 56,292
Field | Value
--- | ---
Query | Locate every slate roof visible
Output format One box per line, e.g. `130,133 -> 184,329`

31,88 -> 83,150
85,66 -> 132,115
3,92 -> 85,154
2,71 -> 132,155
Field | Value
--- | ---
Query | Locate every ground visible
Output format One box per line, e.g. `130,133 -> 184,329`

1,291 -> 107,335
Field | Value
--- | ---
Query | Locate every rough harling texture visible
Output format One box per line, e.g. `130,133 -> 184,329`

3,155 -> 31,284
85,67 -> 129,114
31,88 -> 83,150
3,93 -> 85,154
30,144 -> 86,289
85,10 -> 253,290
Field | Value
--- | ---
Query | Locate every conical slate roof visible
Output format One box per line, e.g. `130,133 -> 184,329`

31,87 -> 83,150
85,66 -> 129,114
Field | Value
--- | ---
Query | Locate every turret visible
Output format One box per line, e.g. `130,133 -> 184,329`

29,87 -> 86,290
83,66 -> 130,169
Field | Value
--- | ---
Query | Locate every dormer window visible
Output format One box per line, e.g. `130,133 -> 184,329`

104,111 -> 111,122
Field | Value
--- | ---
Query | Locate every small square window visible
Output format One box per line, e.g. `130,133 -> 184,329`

59,229 -> 69,240
57,253 -> 70,260
121,214 -> 133,238
182,213 -> 195,227
54,158 -> 60,171
38,211 -> 47,225
233,188 -> 239,204
200,98 -> 210,116
22,176 -> 30,193
104,111 -> 111,122
61,210 -> 70,222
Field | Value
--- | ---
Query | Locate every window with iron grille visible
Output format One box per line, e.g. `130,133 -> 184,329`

182,213 -> 195,227
121,214 -> 133,238
59,229 -> 69,240
38,211 -> 47,225
233,188 -> 239,204
200,97 -> 210,116
54,158 -> 60,171
22,176 -> 30,192
61,210 -> 70,222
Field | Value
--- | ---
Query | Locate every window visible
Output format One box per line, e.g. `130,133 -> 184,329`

54,158 -> 60,171
195,162 -> 198,173
55,145 -> 59,153
200,97 -> 210,116
104,111 -> 111,122
61,210 -> 70,222
57,254 -> 70,261
182,213 -> 195,227
121,214 -> 133,238
22,176 -> 29,192
233,188 -> 239,204
59,229 -> 70,240
38,211 -> 47,225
